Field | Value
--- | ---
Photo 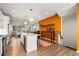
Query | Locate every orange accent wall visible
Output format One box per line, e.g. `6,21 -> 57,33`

39,15 -> 61,41
77,4 -> 79,50
39,15 -> 61,32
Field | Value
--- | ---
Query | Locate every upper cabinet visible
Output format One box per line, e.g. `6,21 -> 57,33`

0,18 -> 3,29
0,10 -> 4,29
0,10 -> 10,35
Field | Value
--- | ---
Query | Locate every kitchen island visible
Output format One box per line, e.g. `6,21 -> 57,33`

21,33 -> 38,53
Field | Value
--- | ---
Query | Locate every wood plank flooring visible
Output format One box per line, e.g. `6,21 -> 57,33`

4,37 -> 26,56
4,37 -> 77,56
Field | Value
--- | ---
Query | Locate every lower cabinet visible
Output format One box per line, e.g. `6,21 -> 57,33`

0,37 -> 2,56
21,33 -> 38,53
1,35 -> 9,56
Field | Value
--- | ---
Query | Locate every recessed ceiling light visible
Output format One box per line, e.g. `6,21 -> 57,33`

12,9 -> 15,12
24,22 -> 27,24
29,18 -> 34,22
46,12 -> 49,14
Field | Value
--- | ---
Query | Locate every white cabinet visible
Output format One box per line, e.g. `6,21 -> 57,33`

0,10 -> 10,35
26,34 -> 38,53
0,11 -> 4,29
0,37 -> 3,56
0,19 -> 3,29
0,10 -> 10,56
21,33 -> 38,53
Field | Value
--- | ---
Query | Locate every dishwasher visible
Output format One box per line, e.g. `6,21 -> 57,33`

2,35 -> 8,55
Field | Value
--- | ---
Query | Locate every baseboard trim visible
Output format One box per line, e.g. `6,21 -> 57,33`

65,46 -> 76,50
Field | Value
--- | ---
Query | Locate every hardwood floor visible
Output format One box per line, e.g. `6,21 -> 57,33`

4,37 -> 26,56
4,37 -> 77,56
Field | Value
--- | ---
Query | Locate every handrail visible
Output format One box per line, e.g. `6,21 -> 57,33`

56,32 -> 63,44
56,32 -> 63,39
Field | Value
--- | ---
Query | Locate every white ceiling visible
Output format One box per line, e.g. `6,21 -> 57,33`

0,3 -> 76,24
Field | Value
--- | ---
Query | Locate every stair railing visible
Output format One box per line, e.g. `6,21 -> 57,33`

56,32 -> 63,44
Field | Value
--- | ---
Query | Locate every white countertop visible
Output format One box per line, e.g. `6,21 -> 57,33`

21,32 -> 39,36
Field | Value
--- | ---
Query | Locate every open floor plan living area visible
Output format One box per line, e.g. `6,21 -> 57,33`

0,3 -> 79,56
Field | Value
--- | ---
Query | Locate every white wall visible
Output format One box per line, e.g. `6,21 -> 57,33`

30,23 -> 39,32
23,23 -> 39,32
12,22 -> 39,32
62,13 -> 77,49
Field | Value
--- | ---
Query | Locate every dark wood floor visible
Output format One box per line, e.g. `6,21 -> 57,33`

4,37 -> 77,56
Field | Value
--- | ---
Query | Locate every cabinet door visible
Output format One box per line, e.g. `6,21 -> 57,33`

0,19 -> 3,29
0,38 -> 2,55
